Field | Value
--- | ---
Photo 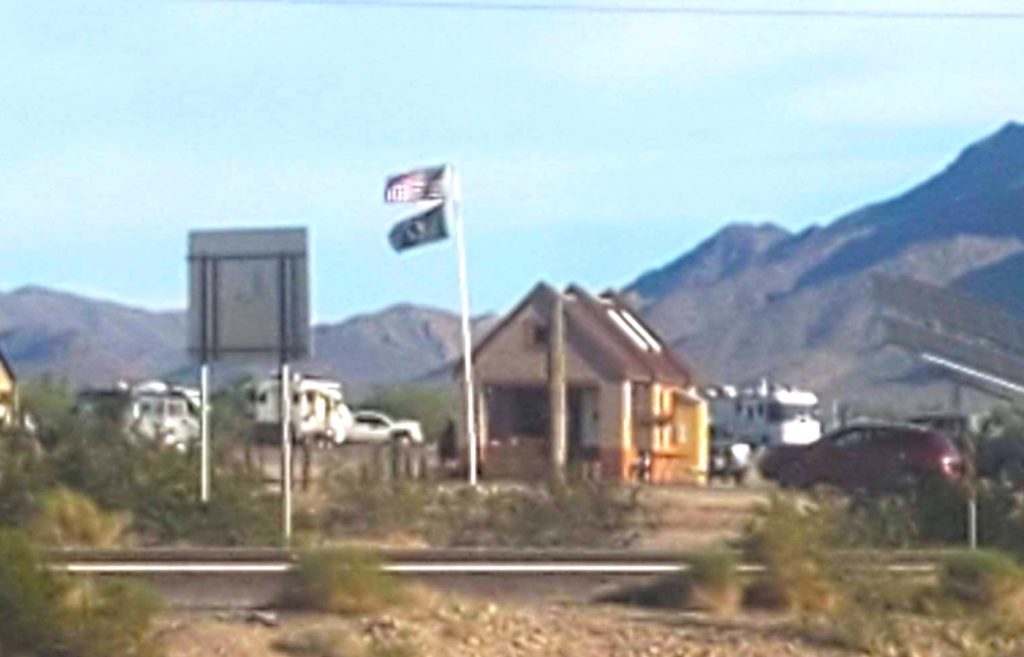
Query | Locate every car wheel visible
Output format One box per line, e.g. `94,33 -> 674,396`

392,431 -> 412,445
732,469 -> 748,487
997,460 -> 1024,489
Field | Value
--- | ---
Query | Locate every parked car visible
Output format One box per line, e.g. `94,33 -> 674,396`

759,423 -> 963,491
347,410 -> 424,444
908,413 -> 1024,489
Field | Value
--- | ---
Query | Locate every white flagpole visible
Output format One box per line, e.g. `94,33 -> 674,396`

448,165 -> 478,486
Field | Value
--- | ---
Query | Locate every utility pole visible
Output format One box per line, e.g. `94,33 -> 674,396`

549,293 -> 568,482
952,381 -> 978,550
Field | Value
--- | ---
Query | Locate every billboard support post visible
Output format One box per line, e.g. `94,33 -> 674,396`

200,362 -> 210,504
280,361 -> 292,541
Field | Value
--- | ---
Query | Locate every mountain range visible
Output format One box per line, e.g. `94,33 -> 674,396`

2,122 -> 1024,409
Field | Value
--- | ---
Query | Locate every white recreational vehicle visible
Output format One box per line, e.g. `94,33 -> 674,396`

247,374 -> 354,447
703,380 -> 822,482
76,380 -> 201,451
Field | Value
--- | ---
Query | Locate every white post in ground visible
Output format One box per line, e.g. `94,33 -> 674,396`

448,165 -> 478,486
200,362 -> 211,504
280,362 -> 293,542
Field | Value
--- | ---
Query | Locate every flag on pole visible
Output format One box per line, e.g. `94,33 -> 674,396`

388,201 -> 449,252
384,166 -> 447,204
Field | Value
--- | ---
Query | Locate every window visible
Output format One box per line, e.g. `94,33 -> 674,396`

766,403 -> 815,422
833,429 -> 866,448
168,401 -> 185,418
526,321 -> 548,347
356,413 -> 387,428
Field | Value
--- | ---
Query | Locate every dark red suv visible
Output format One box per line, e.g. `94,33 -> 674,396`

759,423 -> 963,491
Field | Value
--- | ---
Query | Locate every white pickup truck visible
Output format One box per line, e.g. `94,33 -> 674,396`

347,410 -> 424,444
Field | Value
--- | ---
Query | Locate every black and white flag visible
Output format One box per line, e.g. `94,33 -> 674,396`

388,201 -> 449,252
384,166 -> 447,204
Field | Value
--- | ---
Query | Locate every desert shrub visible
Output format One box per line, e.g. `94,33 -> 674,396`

824,596 -> 910,657
0,529 -> 162,657
18,376 -> 76,447
601,548 -> 740,613
740,493 -> 838,613
940,550 -> 1024,613
835,493 -> 918,548
284,548 -> 410,615
0,529 -> 66,655
30,487 -> 130,548
322,474 -> 651,548
435,480 -> 651,548
685,549 -> 741,613
913,474 -> 970,544
50,426 -> 277,546
62,578 -> 164,657
0,431 -> 51,527
323,475 -> 435,540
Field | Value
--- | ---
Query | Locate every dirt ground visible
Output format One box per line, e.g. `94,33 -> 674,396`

158,593 -> 849,657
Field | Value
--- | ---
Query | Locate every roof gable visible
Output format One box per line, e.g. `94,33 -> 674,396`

465,282 -> 696,386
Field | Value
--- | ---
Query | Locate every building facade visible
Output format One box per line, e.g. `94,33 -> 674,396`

460,283 -> 708,484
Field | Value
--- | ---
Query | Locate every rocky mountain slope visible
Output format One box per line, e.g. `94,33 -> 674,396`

627,122 -> 1024,408
0,287 -> 478,389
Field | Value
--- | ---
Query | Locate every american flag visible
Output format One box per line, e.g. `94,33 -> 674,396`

384,166 -> 446,204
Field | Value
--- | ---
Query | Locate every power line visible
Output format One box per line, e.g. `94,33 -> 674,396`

201,0 -> 1024,20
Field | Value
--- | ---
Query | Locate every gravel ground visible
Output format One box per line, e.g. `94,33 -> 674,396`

158,592 -> 852,657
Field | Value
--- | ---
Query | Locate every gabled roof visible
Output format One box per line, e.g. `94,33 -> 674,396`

463,282 -> 696,386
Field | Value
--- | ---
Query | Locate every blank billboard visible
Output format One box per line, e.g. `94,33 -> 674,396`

187,228 -> 309,362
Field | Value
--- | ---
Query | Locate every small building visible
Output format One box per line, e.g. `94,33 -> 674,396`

460,283 -> 708,483
0,348 -> 17,428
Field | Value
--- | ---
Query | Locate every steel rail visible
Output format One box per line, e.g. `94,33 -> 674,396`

46,548 -> 947,576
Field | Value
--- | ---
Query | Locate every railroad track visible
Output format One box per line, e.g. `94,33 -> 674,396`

47,547 -> 950,575
42,548 -> 952,608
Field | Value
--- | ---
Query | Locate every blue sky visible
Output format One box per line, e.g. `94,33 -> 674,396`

1,1 -> 1022,322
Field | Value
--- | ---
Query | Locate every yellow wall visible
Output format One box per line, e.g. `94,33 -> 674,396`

646,385 -> 709,485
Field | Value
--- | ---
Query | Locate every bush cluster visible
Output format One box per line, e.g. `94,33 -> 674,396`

48,421 -> 279,546
0,407 -> 280,544
602,548 -> 741,613
740,494 -> 839,613
0,529 -> 162,657
734,491 -> 1024,655
284,548 -> 411,615
321,474 -> 652,548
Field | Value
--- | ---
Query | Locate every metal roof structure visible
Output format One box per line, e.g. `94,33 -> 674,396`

874,274 -> 1024,397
